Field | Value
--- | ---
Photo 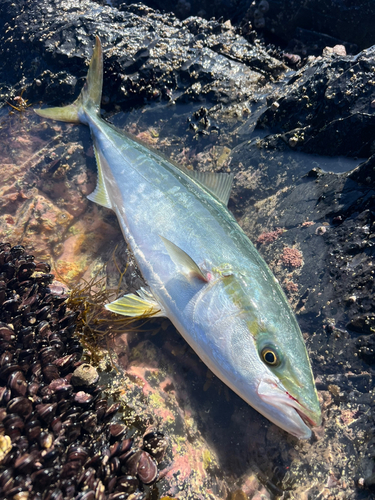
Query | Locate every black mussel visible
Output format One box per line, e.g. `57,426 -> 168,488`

28,381 -> 40,395
45,488 -> 63,500
55,384 -> 73,400
10,245 -> 25,259
108,423 -> 126,440
56,398 -> 71,415
40,346 -> 58,365
50,341 -> 66,357
115,475 -> 139,494
94,399 -> 107,421
35,273 -> 54,285
31,468 -> 58,489
19,348 -> 35,363
107,476 -> 117,493
0,323 -> 15,341
36,305 -> 51,321
0,386 -> 11,403
97,462 -> 111,482
39,431 -> 54,449
124,450 -> 143,476
14,452 -> 38,474
15,435 -> 30,455
125,449 -> 158,485
51,417 -> 62,435
65,422 -> 82,442
0,350 -> 13,367
103,403 -> 121,422
110,456 -> 121,474
0,406 -> 7,421
43,448 -> 60,465
142,428 -> 168,461
2,262 -> 16,280
74,391 -> 93,406
35,261 -> 51,273
58,312 -> 79,330
67,445 -> 89,464
25,420 -> 42,440
8,370 -> 27,397
60,460 -> 82,479
17,261 -> 36,280
77,467 -> 96,490
108,494 -> 128,500
136,450 -> 158,485
36,320 -> 51,336
95,478 -> 105,500
48,378 -> 68,390
80,411 -> 97,433
30,361 -> 42,379
85,453 -> 101,469
2,298 -> 20,314
43,364 -> 60,383
110,438 -> 133,458
36,403 -> 57,424
76,491 -> 95,500
0,466 -> 14,491
7,396 -> 33,419
3,413 -> 24,433
0,362 -> 22,381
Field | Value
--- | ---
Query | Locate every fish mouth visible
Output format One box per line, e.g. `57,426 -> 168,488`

257,378 -> 321,439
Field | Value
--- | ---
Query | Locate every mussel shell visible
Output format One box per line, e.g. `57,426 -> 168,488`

115,475 -> 139,494
142,428 -> 168,461
25,420 -> 42,440
42,364 -> 60,383
31,467 -> 58,489
8,370 -> 27,397
36,403 -> 57,424
14,452 -> 37,474
7,396 -> 33,418
67,445 -> 89,463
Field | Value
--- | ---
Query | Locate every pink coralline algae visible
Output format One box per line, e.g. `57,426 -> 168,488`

256,228 -> 284,245
280,247 -> 303,268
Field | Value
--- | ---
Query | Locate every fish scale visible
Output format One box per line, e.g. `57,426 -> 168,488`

35,36 -> 321,439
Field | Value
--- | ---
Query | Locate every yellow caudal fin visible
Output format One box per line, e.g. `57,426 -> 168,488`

35,36 -> 103,123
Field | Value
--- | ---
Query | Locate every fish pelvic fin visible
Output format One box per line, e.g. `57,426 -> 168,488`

35,36 -> 103,123
106,288 -> 165,318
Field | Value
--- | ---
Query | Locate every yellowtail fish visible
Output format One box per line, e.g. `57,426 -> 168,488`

35,37 -> 321,438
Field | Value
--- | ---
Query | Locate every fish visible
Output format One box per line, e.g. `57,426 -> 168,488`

35,36 -> 321,439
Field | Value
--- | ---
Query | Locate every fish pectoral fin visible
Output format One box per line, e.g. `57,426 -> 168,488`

105,287 -> 165,317
159,235 -> 208,282
86,139 -> 112,209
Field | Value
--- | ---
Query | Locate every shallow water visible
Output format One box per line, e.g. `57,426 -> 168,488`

0,98 -> 373,499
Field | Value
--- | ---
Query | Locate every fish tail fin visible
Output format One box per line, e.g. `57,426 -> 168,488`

35,36 -> 103,123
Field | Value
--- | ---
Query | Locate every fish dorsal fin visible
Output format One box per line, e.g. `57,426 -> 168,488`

87,140 -> 112,209
189,171 -> 234,206
160,235 -> 208,282
105,287 -> 165,317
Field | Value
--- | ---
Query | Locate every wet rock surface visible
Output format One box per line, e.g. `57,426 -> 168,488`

0,0 -> 375,499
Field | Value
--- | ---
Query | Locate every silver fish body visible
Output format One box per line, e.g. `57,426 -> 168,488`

36,37 -> 321,439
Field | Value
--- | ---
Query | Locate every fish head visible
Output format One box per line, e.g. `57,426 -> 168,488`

192,269 -> 321,439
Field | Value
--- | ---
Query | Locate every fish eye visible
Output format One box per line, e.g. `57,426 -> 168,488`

261,347 -> 280,367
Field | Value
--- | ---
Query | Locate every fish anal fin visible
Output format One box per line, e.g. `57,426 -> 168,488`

87,139 -> 112,209
189,171 -> 234,206
105,288 -> 165,318
160,235 -> 207,282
